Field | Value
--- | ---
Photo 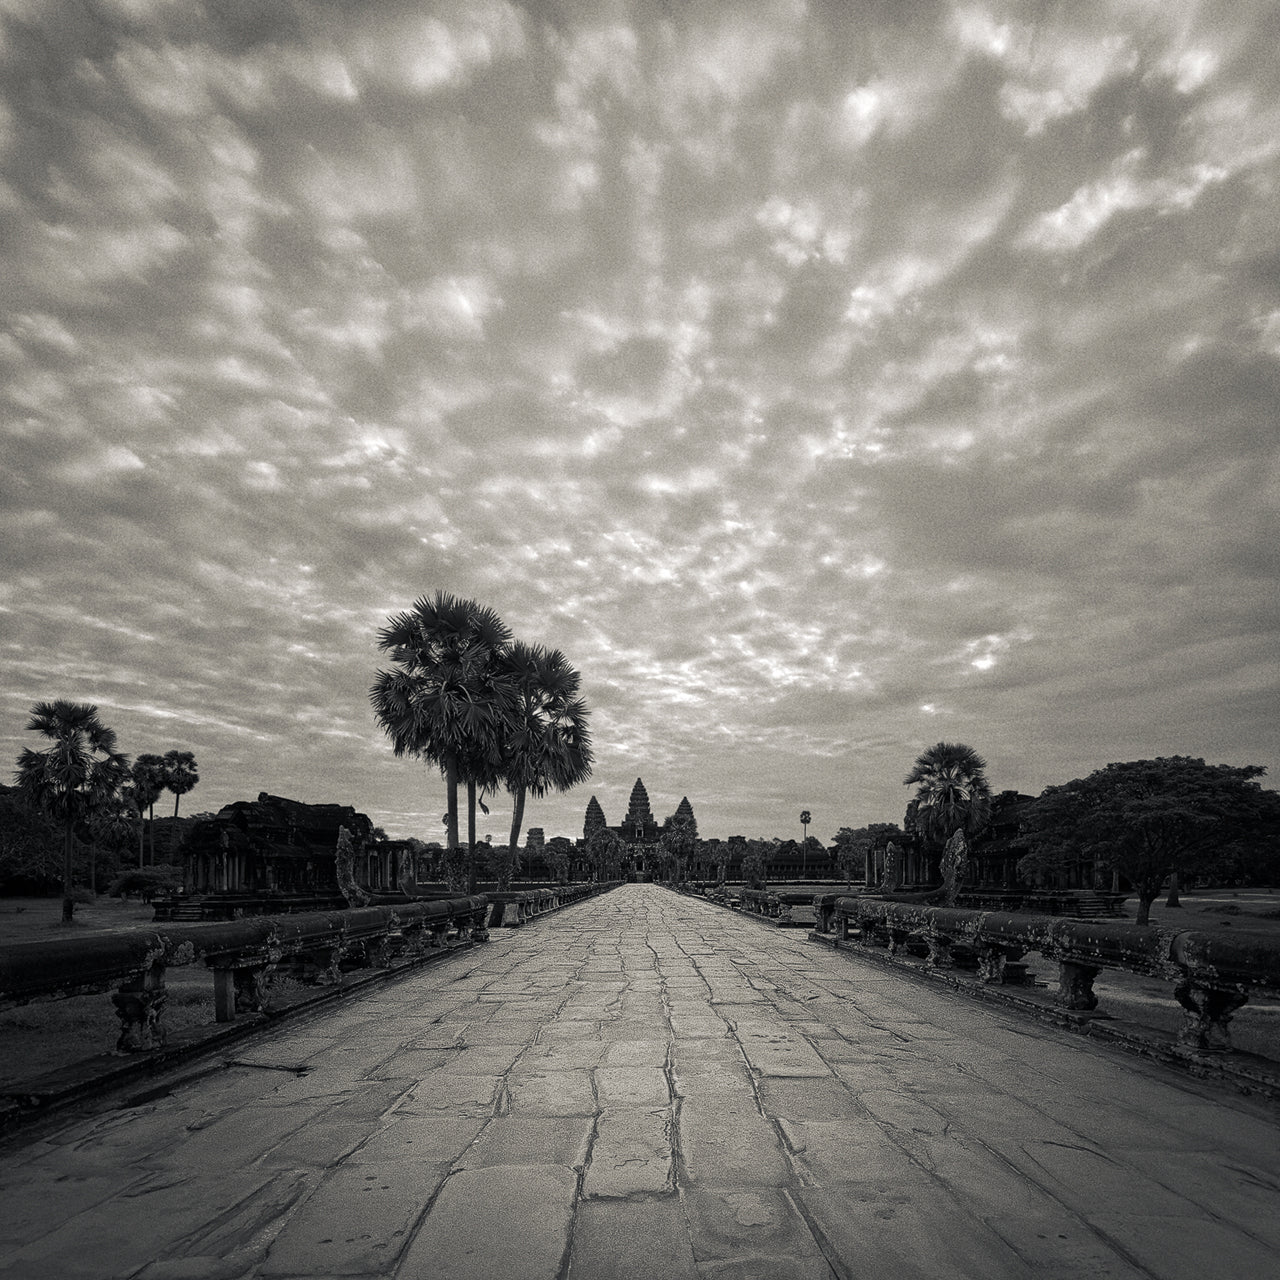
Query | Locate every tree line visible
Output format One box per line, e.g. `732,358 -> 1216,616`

828,741 -> 1280,925
8,699 -> 200,921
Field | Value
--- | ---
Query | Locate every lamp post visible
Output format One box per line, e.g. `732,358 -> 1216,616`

800,809 -> 810,881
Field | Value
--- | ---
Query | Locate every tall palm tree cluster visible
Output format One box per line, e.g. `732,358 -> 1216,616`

13,701 -> 200,921
370,592 -> 593,892
903,741 -> 993,877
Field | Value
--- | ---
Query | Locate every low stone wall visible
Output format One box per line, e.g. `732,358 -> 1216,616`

816,895 -> 1280,1061
484,881 -> 624,927
0,895 -> 490,1055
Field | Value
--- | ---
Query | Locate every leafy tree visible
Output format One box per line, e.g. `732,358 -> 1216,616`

131,753 -> 167,865
833,827 -> 866,888
586,826 -> 625,882
545,835 -> 574,884
163,750 -> 200,818
904,742 -> 993,872
741,839 -> 768,889
835,822 -> 906,887
371,592 -> 516,893
1018,757 -> 1280,925
499,642 -> 593,891
0,785 -> 60,889
14,701 -> 130,922
661,809 -> 698,885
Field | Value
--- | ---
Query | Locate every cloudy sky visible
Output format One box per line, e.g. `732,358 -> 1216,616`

2,0 -> 1278,846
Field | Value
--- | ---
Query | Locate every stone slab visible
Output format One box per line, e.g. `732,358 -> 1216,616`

399,1164 -> 577,1280
569,1198 -> 698,1280
584,1108 -> 674,1197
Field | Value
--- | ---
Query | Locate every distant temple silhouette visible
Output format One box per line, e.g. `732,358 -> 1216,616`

580,777 -> 693,880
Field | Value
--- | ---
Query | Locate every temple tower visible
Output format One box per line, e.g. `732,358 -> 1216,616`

584,795 -> 607,843
622,778 -> 659,843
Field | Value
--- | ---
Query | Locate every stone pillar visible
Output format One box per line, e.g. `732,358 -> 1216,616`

1056,960 -> 1100,1011
1174,981 -> 1248,1052
925,930 -> 954,968
113,963 -> 167,1052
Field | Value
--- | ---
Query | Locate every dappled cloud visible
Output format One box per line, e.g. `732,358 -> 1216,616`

2,0 -> 1277,840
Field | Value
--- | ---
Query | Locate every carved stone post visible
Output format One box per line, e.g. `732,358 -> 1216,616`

977,947 -> 1007,984
1174,981 -> 1248,1052
1056,960 -> 1100,1011
113,962 -> 167,1052
926,930 -> 954,968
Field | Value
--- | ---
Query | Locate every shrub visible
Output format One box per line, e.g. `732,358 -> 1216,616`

109,867 -> 181,901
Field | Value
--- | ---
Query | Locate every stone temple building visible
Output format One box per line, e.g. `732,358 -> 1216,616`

581,778 -> 694,880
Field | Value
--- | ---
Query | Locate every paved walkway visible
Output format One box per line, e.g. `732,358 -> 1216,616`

2,885 -> 1278,1280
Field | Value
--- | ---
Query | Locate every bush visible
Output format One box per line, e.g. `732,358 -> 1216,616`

109,867 -> 182,901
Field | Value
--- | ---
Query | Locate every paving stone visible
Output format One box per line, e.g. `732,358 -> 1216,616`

777,1118 -> 927,1185
603,1038 -> 669,1066
754,1076 -> 862,1120
0,1170 -> 284,1280
569,1194 -> 698,1279
393,1074 -> 501,1117
506,1068 -> 596,1115
400,1164 -> 576,1280
345,1116 -> 486,1164
679,1101 -> 792,1187
734,1027 -> 831,1078
1088,1214 -> 1280,1280
695,1257 -> 836,1280
595,1065 -> 671,1107
585,1108 -> 673,1196
682,1187 -> 823,1262
983,1213 -> 1148,1277
456,1116 -> 594,1169
794,1183 -> 1029,1280
257,1163 -> 434,1276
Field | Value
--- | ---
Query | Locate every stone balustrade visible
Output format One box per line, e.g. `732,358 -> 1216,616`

0,895 -> 489,1054
484,881 -> 623,927
816,895 -> 1280,1055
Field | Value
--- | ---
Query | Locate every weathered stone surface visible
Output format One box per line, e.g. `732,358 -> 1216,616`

679,1101 -> 792,1187
1,884 -> 1277,1280
455,1116 -> 594,1169
569,1198 -> 698,1280
584,1108 -> 673,1196
683,1187 -> 823,1263
398,1165 -> 576,1280
594,1065 -> 670,1107
257,1164 -> 431,1276
345,1116 -> 486,1164
794,1184 -> 1028,1280
505,1069 -> 596,1116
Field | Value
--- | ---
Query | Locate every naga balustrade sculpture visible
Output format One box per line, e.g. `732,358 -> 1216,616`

813,895 -> 1280,1054
0,895 -> 488,1055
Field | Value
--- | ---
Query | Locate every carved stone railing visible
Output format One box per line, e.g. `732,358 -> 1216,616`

0,896 -> 489,1055
485,881 -> 622,927
818,896 -> 1280,1055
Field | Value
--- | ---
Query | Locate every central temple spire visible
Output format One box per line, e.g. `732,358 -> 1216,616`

626,778 -> 652,825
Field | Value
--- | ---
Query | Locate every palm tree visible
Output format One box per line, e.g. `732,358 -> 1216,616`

903,742 -> 992,880
132,753 -> 167,865
14,700 -> 130,922
163,750 -> 199,818
800,809 -> 811,879
499,642 -> 593,891
371,592 -> 515,892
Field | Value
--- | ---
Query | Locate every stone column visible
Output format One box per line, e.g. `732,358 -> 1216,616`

113,962 -> 167,1052
1174,981 -> 1248,1052
1056,960 -> 1100,1011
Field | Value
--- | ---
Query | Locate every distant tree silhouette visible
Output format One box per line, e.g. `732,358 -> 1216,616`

15,701 -> 129,922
